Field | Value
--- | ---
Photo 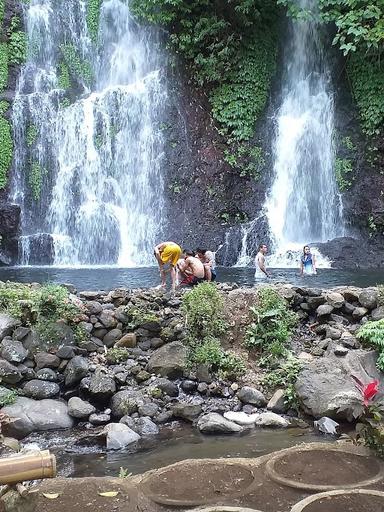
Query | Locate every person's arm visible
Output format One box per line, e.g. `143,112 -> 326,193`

258,255 -> 270,277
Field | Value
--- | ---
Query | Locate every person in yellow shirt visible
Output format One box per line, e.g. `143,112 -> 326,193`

154,241 -> 182,292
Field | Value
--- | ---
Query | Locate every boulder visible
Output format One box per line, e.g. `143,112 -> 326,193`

103,423 -> 141,450
155,378 -> 179,397
295,349 -> 384,421
306,296 -> 326,309
23,379 -> 60,399
371,306 -> 384,321
0,340 -> 28,363
67,397 -> 96,419
147,341 -> 187,379
359,289 -> 378,310
254,412 -> 289,427
197,413 -> 242,434
115,333 -> 137,348
171,402 -> 202,422
352,307 -> 368,320
238,386 -> 267,406
138,403 -> 159,417
98,310 -> 117,329
36,368 -> 58,382
325,326 -> 342,340
223,411 -> 257,426
103,329 -> 123,348
34,352 -> 60,371
120,416 -> 159,436
89,413 -> 110,425
88,369 -> 116,401
0,359 -> 22,384
316,304 -> 334,317
56,346 -> 76,359
1,397 -> 74,439
110,389 -> 145,418
0,314 -> 20,341
85,301 -> 103,315
314,416 -> 339,435
267,389 -> 288,414
326,292 -> 344,309
64,356 -> 89,387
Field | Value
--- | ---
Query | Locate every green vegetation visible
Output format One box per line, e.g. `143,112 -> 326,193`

58,62 -> 71,90
86,0 -> 102,43
224,143 -> 265,179
0,42 -> 8,92
182,282 -> 246,380
335,157 -> 354,192
124,305 -> 159,329
28,161 -> 46,201
262,355 -> 302,410
8,16 -> 27,65
0,116 -> 13,190
131,0 -> 279,142
106,347 -> 129,364
0,282 -> 87,347
0,1 -> 4,26
244,287 -> 298,365
26,124 -> 38,147
357,318 -> 384,371
60,44 -> 93,86
0,388 -> 17,407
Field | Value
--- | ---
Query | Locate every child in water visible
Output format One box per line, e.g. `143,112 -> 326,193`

300,245 -> 317,275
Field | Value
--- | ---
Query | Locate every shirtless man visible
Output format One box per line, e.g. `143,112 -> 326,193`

154,241 -> 182,292
179,250 -> 205,286
196,248 -> 216,282
255,243 -> 270,279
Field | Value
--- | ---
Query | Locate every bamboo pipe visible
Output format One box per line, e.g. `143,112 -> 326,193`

0,450 -> 56,485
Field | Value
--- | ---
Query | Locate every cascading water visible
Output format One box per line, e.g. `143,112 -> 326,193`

11,0 -> 166,266
265,0 -> 343,267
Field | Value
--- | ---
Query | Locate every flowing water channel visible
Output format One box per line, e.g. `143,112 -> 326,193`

11,0 -> 166,266
265,0 -> 343,265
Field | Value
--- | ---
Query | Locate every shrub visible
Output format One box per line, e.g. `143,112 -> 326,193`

0,388 -> 17,407
244,288 -> 298,366
263,355 -> 302,410
106,347 -> 129,364
357,319 -> 384,371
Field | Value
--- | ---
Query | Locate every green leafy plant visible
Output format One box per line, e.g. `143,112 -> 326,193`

86,0 -> 102,43
263,355 -> 302,410
0,43 -> 8,93
26,124 -> 38,147
244,287 -> 298,368
8,16 -> 27,65
58,62 -> 71,90
334,157 -> 354,192
0,388 -> 17,407
367,214 -> 378,238
118,467 -> 132,478
60,44 -> 94,86
28,161 -> 46,201
357,318 -> 384,370
106,347 -> 129,364
0,116 -> 12,189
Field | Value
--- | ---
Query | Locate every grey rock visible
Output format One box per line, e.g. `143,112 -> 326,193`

36,368 -> 58,382
295,349 -> 383,421
147,341 -> 187,379
0,314 -> 21,341
2,397 -> 74,439
352,307 -> 368,320
155,410 -> 173,424
150,338 -> 164,349
103,329 -> 123,348
89,413 -> 110,425
138,403 -> 159,417
267,389 -> 288,414
325,326 -> 342,340
120,416 -> 159,436
196,364 -> 213,383
64,356 -> 89,387
115,333 -> 137,348
326,292 -> 344,309
0,359 -> 22,384
359,289 -> 378,310
223,411 -> 257,426
103,423 -> 141,450
306,296 -> 326,309
340,334 -> 360,349
85,301 -> 103,315
197,382 -> 208,394
316,304 -> 334,317
333,345 -> 349,356
156,378 -> 179,397
23,379 -> 60,399
34,352 -> 60,371
0,340 -> 28,363
343,302 -> 356,315
99,310 -> 117,329
135,370 -> 151,383
254,412 -> 289,427
110,389 -> 145,418
371,306 -> 384,321
238,386 -> 267,406
197,413 -> 242,434
56,346 -> 76,359
314,416 -> 339,435
79,337 -> 104,352
171,402 -> 202,422
89,369 -> 116,401
13,327 -> 30,341
67,397 -> 96,419
181,380 -> 198,393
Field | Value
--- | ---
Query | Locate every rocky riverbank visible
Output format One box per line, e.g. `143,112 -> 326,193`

0,282 -> 383,452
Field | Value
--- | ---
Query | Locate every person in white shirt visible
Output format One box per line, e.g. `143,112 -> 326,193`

255,243 -> 270,279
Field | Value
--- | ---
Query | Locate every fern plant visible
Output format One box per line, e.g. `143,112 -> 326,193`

357,319 -> 384,371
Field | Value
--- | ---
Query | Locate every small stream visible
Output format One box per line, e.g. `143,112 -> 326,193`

23,425 -> 331,478
0,266 -> 383,291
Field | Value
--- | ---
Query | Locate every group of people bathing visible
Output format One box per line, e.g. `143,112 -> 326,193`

154,242 -> 216,292
154,241 -> 317,291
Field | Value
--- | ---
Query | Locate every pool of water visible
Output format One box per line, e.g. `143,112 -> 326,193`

24,425 -> 331,478
0,266 -> 383,290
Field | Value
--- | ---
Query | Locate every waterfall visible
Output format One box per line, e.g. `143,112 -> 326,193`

11,0 -> 166,266
265,0 -> 343,267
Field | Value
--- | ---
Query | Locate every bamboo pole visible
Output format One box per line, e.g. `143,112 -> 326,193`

0,450 -> 56,486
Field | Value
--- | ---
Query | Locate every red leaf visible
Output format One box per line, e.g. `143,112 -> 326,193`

363,380 -> 379,405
